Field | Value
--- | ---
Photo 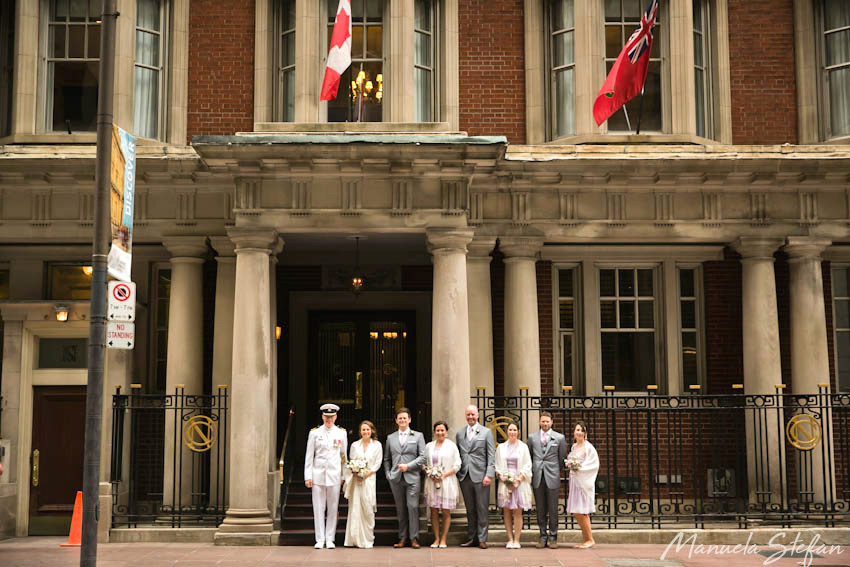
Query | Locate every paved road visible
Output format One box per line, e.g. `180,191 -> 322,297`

0,537 -> 845,567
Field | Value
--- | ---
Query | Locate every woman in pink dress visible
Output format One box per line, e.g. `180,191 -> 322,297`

566,421 -> 599,549
494,421 -> 532,549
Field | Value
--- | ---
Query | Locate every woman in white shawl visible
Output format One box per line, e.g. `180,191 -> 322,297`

423,421 -> 462,548
343,421 -> 383,548
494,421 -> 532,549
565,421 -> 599,549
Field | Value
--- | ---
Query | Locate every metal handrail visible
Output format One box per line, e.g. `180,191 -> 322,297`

278,407 -> 296,523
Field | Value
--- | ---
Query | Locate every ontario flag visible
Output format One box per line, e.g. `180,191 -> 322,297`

320,0 -> 352,101
593,0 -> 658,126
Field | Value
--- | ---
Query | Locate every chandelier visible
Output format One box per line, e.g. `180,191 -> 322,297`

351,70 -> 383,104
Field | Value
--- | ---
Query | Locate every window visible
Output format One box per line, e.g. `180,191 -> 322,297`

549,0 -> 575,138
604,0 -> 662,132
820,0 -> 850,139
0,1 -> 13,138
326,0 -> 384,122
47,0 -> 101,132
599,267 -> 658,390
557,267 -> 580,390
153,266 -> 171,391
833,266 -> 850,391
678,266 -> 703,389
277,0 -> 296,122
693,0 -> 711,138
38,338 -> 88,368
48,263 -> 93,300
134,0 -> 166,139
414,0 -> 435,122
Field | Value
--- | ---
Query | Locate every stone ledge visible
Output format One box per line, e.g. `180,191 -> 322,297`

213,531 -> 274,546
109,528 -> 217,543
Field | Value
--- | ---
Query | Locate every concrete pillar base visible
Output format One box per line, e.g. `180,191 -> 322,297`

215,508 -> 273,545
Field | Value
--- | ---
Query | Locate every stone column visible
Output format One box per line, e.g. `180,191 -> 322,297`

732,237 -> 786,504
427,228 -> 474,436
209,237 -> 236,506
267,240 -> 283,517
215,228 -> 279,545
785,237 -> 835,505
162,236 -> 208,508
467,237 -> 495,399
501,237 -> 543,401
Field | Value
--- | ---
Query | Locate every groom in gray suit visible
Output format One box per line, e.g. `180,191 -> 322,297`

456,405 -> 495,549
384,407 -> 426,548
528,411 -> 567,548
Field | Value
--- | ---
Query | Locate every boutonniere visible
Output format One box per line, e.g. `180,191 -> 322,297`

474,426 -> 480,434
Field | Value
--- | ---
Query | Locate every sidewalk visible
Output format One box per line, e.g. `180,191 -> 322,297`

0,537 -> 846,567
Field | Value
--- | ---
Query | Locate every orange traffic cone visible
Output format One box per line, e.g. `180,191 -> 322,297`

60,491 -> 82,547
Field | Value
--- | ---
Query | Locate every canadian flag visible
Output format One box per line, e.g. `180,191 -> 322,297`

320,0 -> 352,101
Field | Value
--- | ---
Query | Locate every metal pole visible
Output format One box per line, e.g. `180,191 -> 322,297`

635,86 -> 646,135
81,1 -> 117,565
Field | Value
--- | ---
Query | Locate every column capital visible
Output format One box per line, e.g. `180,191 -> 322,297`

499,236 -> 543,260
468,237 -> 496,261
731,237 -> 784,260
209,235 -> 236,257
426,227 -> 475,254
163,236 -> 208,258
784,237 -> 832,262
227,227 -> 281,254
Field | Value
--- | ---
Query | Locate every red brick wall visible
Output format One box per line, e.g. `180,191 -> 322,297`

727,0 -> 798,144
458,0 -> 526,143
703,250 -> 744,393
188,0 -> 255,141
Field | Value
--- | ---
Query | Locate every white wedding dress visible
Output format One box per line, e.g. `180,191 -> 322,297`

343,438 -> 383,548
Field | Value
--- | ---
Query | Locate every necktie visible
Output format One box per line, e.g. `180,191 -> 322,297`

467,426 -> 474,440
543,432 -> 549,446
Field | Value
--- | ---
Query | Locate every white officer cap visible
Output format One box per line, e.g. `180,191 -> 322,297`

320,403 -> 340,416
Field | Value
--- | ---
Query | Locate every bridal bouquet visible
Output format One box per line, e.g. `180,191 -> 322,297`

564,456 -> 582,472
346,457 -> 369,478
501,471 -> 518,491
425,464 -> 444,489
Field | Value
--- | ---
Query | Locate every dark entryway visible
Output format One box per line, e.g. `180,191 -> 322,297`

308,310 -> 417,441
29,386 -> 86,535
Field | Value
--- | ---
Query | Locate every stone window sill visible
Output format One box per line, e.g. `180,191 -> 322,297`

251,122 -> 455,135
547,133 -> 720,145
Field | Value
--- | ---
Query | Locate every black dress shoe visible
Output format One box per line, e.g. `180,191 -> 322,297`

460,539 -> 477,547
394,538 -> 408,548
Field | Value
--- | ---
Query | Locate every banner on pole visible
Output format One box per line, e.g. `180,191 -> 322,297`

106,125 -> 136,282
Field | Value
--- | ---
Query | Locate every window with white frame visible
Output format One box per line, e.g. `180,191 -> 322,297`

47,0 -> 101,132
692,0 -> 712,139
599,267 -> 659,391
557,267 -> 580,390
276,0 -> 295,122
604,0 -> 663,132
327,0 -> 384,122
832,265 -> 850,391
414,0 -> 435,122
134,0 -> 166,139
819,0 -> 850,139
678,266 -> 703,389
548,0 -> 575,139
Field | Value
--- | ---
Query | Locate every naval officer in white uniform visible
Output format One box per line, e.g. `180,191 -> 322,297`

304,403 -> 348,549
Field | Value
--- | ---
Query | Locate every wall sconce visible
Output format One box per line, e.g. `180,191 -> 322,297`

275,326 -> 282,340
82,266 -> 93,276
55,305 -> 70,322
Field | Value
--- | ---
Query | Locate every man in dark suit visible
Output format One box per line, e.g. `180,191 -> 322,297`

528,411 -> 567,548
384,407 -> 426,548
456,405 -> 495,549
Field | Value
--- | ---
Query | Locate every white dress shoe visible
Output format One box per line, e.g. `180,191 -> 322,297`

314,542 -> 324,549
325,541 -> 336,549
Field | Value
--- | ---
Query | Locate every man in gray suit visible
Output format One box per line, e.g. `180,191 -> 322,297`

384,407 -> 426,548
456,405 -> 495,549
528,411 -> 567,548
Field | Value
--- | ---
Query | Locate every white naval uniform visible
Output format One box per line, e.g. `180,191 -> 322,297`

304,424 -> 348,545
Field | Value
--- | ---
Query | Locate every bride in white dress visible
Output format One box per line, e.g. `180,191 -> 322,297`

343,420 -> 383,548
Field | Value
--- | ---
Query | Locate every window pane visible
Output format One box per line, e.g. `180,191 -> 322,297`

282,0 -> 296,30
826,30 -> 850,67
681,300 -> 696,329
328,62 -> 383,122
39,338 -> 88,369
693,0 -> 703,31
366,25 -> 382,58
367,0 -> 382,22
352,25 -> 363,58
351,0 -> 364,22
282,68 -> 295,121
50,61 -> 99,132
838,332 -> 850,390
133,65 -> 159,139
68,25 -> 85,58
833,267 -> 849,297
562,334 -> 573,388
829,67 -> 850,138
51,25 -> 66,58
553,30 -> 574,67
553,67 -> 575,137
601,332 -> 656,390
682,331 -> 698,387
600,269 -> 616,296
138,0 -> 160,31
620,300 -> 635,327
415,31 -> 431,67
414,67 -> 432,122
825,0 -> 850,31
415,0 -> 431,31
282,32 -> 295,66
50,264 -> 93,300
694,31 -> 704,67
69,0 -> 86,22
136,30 -> 159,67
88,24 -> 100,58
637,269 -> 653,296
836,299 -> 850,328
650,25 -> 661,58
695,68 -> 706,137
624,0 -> 642,21
88,0 -> 99,21
560,300 -> 574,329
53,0 -> 69,21
553,0 -> 574,31
559,268 -> 574,297
619,269 -> 634,296
605,25 -> 622,59
639,300 -> 654,328
680,268 -> 695,297
601,300 -> 617,328
604,0 -> 620,21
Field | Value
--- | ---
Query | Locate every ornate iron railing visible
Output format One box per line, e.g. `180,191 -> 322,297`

110,386 -> 229,527
473,385 -> 848,529
278,406 -> 295,525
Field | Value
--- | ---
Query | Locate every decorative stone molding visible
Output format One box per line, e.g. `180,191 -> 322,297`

227,227 -> 280,254
467,237 -> 496,260
607,193 -> 626,224
750,193 -> 769,225
559,191 -> 578,225
798,192 -> 818,227
163,236 -> 208,259
209,236 -> 237,258
702,192 -> 721,226
654,193 -> 673,225
392,180 -> 413,215
500,236 -> 543,260
235,178 -> 262,210
426,227 -> 474,255
469,192 -> 484,225
341,181 -> 362,215
731,237 -> 784,261
510,192 -> 531,226
441,180 -> 466,215
784,237 -> 831,262
291,180 -> 311,214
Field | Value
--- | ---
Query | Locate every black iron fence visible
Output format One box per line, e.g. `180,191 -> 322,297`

110,386 -> 229,527
473,386 -> 849,529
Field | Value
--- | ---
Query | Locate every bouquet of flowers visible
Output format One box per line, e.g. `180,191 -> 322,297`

346,456 -> 369,479
564,456 -> 582,472
501,471 -> 518,491
425,464 -> 444,489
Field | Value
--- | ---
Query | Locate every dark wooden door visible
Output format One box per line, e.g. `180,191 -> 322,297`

29,386 -> 86,535
309,311 -> 416,441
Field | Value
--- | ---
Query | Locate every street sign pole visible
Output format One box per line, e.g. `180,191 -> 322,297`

81,1 -> 117,565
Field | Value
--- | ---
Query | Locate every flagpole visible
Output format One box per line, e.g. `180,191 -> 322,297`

635,86 -> 646,134
355,62 -> 364,122
622,105 -> 632,132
